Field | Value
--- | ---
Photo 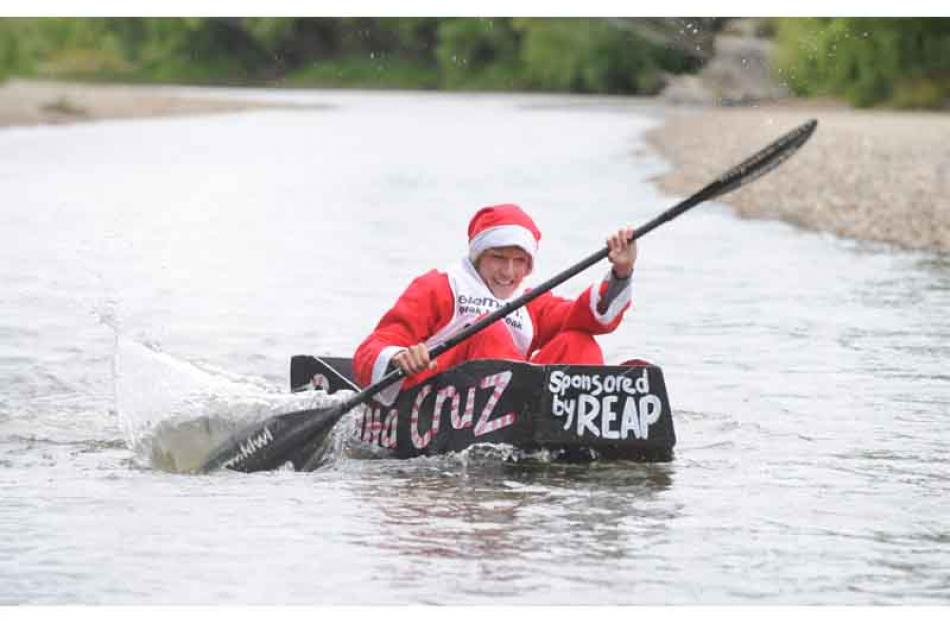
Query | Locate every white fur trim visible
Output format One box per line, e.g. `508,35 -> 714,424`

589,269 -> 632,325
372,345 -> 405,405
469,225 -> 538,264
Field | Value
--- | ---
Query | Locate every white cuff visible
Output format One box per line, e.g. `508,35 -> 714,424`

589,269 -> 632,325
372,345 -> 406,406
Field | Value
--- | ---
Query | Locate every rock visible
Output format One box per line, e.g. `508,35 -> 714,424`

661,18 -> 789,106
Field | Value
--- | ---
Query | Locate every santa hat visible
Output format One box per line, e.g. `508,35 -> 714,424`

467,204 -> 542,266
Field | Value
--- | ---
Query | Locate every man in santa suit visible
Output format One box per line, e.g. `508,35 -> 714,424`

354,203 -> 637,403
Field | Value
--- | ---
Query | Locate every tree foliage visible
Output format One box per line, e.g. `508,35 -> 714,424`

436,18 -> 522,89
515,18 -> 684,94
7,17 -> 945,108
774,17 -> 949,108
0,16 -> 702,94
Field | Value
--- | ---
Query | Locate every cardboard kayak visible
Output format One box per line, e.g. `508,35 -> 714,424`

291,355 -> 676,462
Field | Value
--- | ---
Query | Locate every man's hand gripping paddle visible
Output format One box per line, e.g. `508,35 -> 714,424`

198,119 -> 818,473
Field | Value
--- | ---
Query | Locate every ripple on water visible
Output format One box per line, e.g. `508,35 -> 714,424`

1,91 -> 948,603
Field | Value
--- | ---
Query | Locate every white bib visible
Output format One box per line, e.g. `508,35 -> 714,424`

424,259 -> 534,355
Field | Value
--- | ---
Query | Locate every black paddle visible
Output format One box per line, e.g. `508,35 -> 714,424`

198,118 -> 818,474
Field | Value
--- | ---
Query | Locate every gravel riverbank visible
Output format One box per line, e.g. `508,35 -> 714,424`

646,104 -> 950,253
0,79 -> 317,126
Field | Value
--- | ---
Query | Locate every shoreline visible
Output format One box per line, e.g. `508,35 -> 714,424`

4,79 -> 946,254
645,103 -> 950,253
0,79 -> 322,126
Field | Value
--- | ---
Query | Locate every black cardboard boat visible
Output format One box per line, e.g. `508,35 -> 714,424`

290,355 -> 676,462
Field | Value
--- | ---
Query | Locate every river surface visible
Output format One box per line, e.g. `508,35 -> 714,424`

1,88 -> 948,604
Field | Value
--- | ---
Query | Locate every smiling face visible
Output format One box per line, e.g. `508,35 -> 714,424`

475,246 -> 532,300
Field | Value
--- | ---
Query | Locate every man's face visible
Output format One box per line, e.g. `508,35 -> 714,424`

476,246 -> 531,300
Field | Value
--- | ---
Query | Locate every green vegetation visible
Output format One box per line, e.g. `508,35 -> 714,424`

1,17 -> 946,109
436,18 -> 523,90
0,17 -> 698,95
283,57 -> 440,90
515,18 -> 692,94
774,17 -> 949,109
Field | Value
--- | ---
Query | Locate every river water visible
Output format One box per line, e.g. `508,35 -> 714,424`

1,88 -> 948,604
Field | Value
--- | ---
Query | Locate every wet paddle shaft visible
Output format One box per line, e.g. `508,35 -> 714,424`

199,118 -> 818,473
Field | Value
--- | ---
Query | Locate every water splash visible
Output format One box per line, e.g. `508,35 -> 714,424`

108,330 -> 354,473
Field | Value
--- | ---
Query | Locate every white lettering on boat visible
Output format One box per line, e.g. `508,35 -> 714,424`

410,385 -> 436,449
381,409 -> 398,448
435,385 -> 461,430
454,386 -> 476,430
410,370 -> 516,448
549,369 -> 662,440
473,371 -> 515,437
368,406 -> 382,445
358,370 -> 518,450
358,405 -> 399,448
547,368 -> 651,397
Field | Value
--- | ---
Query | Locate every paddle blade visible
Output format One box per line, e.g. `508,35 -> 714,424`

629,119 -> 818,242
196,404 -> 344,473
708,118 -> 818,201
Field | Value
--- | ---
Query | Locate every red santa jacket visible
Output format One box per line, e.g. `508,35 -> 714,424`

354,258 -> 631,395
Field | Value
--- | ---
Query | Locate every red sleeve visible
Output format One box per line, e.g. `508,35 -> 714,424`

527,281 -> 630,353
353,270 -> 454,387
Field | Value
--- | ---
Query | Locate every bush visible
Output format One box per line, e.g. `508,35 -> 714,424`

0,17 -> 702,95
37,47 -> 132,78
0,18 -> 62,78
774,17 -> 950,108
283,56 -> 439,89
889,76 -> 948,109
435,18 -> 522,89
514,18 -> 673,95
